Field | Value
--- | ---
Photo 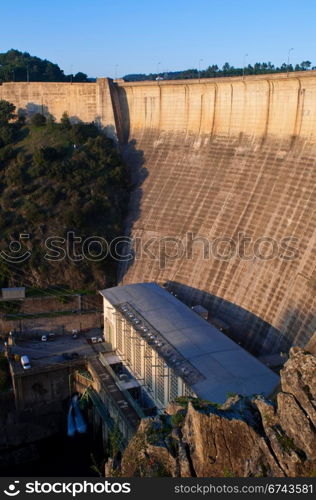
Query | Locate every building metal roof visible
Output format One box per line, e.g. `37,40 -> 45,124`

100,282 -> 279,403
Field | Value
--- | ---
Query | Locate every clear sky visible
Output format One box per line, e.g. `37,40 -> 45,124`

1,0 -> 315,78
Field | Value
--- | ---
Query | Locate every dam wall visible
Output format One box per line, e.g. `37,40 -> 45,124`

115,73 -> 316,354
0,79 -> 118,138
0,73 -> 315,354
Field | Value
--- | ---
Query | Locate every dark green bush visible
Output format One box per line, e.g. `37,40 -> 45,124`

30,113 -> 46,127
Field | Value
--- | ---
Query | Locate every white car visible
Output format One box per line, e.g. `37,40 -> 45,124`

21,355 -> 31,370
41,335 -> 48,341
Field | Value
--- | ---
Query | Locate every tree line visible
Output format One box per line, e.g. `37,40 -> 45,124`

123,60 -> 315,82
0,49 -> 89,83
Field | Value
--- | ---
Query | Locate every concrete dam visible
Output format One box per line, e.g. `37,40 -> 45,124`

0,72 -> 315,355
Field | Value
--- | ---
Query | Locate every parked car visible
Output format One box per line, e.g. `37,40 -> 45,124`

21,355 -> 31,370
72,329 -> 79,339
89,336 -> 104,344
41,335 -> 48,342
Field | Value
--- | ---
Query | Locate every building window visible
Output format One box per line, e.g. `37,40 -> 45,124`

145,345 -> 153,391
134,333 -> 143,379
125,323 -> 132,365
169,370 -> 179,401
117,317 -> 123,354
106,321 -> 113,344
184,384 -> 195,398
157,358 -> 166,406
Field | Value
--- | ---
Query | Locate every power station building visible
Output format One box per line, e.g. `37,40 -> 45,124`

100,283 -> 279,410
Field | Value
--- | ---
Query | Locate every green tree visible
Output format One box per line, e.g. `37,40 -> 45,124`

73,72 -> 88,82
60,112 -> 71,129
0,100 -> 16,125
30,113 -> 46,127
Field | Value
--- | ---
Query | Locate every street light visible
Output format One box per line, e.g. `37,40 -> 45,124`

198,58 -> 203,82
156,61 -> 161,76
243,53 -> 248,79
287,48 -> 294,76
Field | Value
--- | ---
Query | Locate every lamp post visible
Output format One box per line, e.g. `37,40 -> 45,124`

243,53 -> 248,79
198,58 -> 203,82
287,48 -> 294,76
157,61 -> 161,77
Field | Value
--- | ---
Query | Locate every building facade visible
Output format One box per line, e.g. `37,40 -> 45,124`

103,299 -> 195,411
100,283 -> 279,410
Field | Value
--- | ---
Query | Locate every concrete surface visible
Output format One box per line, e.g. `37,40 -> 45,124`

9,328 -> 104,374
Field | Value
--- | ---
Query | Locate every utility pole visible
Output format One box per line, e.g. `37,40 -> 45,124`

198,58 -> 203,82
243,53 -> 248,79
26,64 -> 29,83
287,48 -> 294,77
157,61 -> 161,77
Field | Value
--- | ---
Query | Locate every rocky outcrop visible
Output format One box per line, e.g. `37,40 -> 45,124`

111,347 -> 316,477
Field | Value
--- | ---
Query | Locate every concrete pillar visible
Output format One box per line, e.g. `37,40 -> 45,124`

96,78 -> 118,140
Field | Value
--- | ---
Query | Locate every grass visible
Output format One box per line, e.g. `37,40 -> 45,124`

17,124 -> 72,153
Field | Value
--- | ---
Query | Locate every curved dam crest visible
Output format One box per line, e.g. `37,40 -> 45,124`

1,72 -> 315,354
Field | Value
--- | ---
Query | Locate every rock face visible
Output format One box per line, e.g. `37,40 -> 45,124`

114,347 -> 316,477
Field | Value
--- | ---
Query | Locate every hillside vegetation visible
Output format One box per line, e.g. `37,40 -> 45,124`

124,60 -> 315,81
0,49 -> 89,82
0,101 -> 130,289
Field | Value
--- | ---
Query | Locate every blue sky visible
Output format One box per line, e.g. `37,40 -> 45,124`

1,0 -> 315,78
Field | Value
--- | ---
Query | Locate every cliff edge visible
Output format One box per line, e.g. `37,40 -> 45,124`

108,347 -> 315,477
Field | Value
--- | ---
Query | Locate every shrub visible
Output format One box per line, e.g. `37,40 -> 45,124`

30,113 -> 46,127
171,412 -> 185,427
0,125 -> 15,146
60,112 -> 71,129
70,122 -> 98,145
0,100 -> 16,125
